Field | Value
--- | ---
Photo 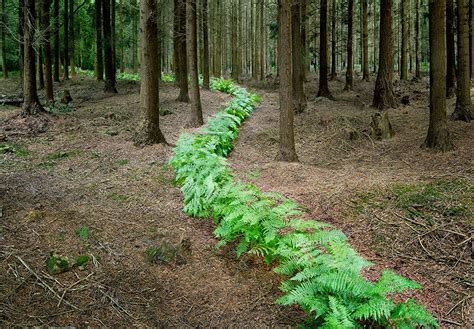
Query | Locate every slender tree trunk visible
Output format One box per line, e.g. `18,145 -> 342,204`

202,0 -> 210,89
53,0 -> 59,81
400,0 -> 408,80
292,0 -> 306,113
186,0 -> 203,127
362,0 -> 369,81
373,0 -> 377,73
42,0 -> 54,102
344,0 -> 354,91
373,0 -> 397,109
103,0 -> 117,92
446,0 -> 456,97
111,0 -> 116,78
95,0 -> 104,80
453,0 -> 473,121
176,0 -> 189,102
70,0 -> 76,76
23,0 -> 44,114
330,0 -> 337,80
19,0 -> 25,81
470,0 -> 474,78
259,0 -> 265,80
132,0 -> 138,73
415,0 -> 421,79
318,0 -> 333,99
63,0 -> 69,79
231,0 -> 239,80
277,0 -> 298,162
1,0 -> 8,78
424,0 -> 454,151
134,0 -> 166,145
301,0 -> 308,80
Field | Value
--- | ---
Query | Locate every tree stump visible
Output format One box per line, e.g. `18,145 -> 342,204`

370,111 -> 394,140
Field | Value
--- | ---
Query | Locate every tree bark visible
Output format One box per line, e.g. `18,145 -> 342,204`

1,0 -> 8,78
344,0 -> 354,91
362,0 -> 369,81
53,0 -> 59,81
292,0 -> 306,113
400,0 -> 408,80
69,0 -> 76,77
186,0 -> 203,127
330,0 -> 337,80
277,0 -> 298,162
424,0 -> 454,151
95,0 -> 104,80
202,0 -> 210,89
318,0 -> 333,99
415,0 -> 421,79
63,0 -> 69,80
103,0 -> 117,93
176,0 -> 189,102
134,0 -> 166,145
453,0 -> 473,121
446,0 -> 456,97
231,0 -> 239,80
23,0 -> 44,115
42,0 -> 54,102
132,0 -> 138,73
373,0 -> 397,110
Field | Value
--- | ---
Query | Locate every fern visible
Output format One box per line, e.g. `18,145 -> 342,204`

169,78 -> 437,328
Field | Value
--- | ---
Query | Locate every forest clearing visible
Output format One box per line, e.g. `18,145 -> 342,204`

0,0 -> 473,328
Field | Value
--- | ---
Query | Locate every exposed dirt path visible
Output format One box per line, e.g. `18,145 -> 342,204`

1,78 -> 304,327
230,76 -> 473,328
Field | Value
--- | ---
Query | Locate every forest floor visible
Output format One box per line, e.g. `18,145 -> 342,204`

0,74 -> 472,327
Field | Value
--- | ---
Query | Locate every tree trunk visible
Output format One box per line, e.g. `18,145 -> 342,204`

301,0 -> 308,80
446,0 -> 456,97
202,0 -> 210,88
415,0 -> 421,79
23,0 -> 44,115
42,0 -> 54,102
330,0 -> 337,80
277,0 -> 298,162
231,0 -> 239,80
292,0 -> 306,113
103,0 -> 117,93
1,0 -> 8,78
19,0 -> 25,81
362,0 -> 369,81
132,0 -> 138,73
70,0 -> 76,77
95,0 -> 104,80
186,0 -> 203,127
134,0 -> 166,145
470,0 -> 474,79
400,0 -> 408,80
424,0 -> 454,151
111,0 -> 116,78
453,0 -> 473,121
53,0 -> 59,81
63,0 -> 69,80
373,0 -> 397,110
176,0 -> 189,102
259,0 -> 265,80
318,0 -> 333,99
344,0 -> 354,91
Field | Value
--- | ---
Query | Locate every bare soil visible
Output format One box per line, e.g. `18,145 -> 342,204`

231,74 -> 473,328
0,78 -> 304,327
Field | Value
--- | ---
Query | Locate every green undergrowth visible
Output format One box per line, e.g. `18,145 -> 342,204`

77,68 -> 175,82
169,78 -> 437,328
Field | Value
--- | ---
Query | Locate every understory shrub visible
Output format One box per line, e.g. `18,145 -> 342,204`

169,79 -> 437,328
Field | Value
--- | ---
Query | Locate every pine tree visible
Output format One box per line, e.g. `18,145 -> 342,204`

424,0 -> 455,151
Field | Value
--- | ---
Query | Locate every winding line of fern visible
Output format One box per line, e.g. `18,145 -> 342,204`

169,79 -> 438,328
